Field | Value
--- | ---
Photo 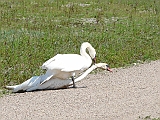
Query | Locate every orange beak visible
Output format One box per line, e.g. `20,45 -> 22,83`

107,67 -> 112,72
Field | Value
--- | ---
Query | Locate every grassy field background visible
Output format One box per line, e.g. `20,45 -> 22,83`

0,0 -> 160,92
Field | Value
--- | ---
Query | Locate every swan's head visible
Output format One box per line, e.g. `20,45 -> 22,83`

95,63 -> 112,72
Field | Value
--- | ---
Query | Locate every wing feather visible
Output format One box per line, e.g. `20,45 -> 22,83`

41,54 -> 89,72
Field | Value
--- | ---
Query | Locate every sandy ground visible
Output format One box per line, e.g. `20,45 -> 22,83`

0,60 -> 160,120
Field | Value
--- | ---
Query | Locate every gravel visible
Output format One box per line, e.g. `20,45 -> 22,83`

0,60 -> 160,120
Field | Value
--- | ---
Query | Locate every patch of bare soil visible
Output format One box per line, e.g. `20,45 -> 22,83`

0,60 -> 160,120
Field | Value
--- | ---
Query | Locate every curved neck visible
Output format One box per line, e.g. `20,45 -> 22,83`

80,44 -> 92,61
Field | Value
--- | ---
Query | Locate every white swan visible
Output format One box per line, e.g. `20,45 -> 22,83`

41,42 -> 96,88
5,63 -> 112,92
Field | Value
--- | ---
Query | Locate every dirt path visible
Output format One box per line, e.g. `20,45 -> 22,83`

0,60 -> 160,120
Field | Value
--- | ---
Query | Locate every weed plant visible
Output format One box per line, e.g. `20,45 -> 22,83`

0,0 -> 160,89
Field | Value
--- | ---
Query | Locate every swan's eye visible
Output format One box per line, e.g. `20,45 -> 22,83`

106,64 -> 109,68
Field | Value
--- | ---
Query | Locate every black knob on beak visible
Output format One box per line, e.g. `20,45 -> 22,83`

92,57 -> 96,64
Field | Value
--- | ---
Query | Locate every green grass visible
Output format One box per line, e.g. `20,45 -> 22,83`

139,115 -> 160,120
0,0 -> 160,92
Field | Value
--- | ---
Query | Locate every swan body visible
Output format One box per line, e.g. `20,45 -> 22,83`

41,42 -> 96,87
5,63 -> 112,92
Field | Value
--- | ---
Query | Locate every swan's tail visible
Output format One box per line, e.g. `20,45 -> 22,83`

5,85 -> 21,92
5,85 -> 16,90
5,76 -> 42,92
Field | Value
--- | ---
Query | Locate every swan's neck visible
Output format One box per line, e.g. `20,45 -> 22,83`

80,44 -> 92,62
74,65 -> 96,83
